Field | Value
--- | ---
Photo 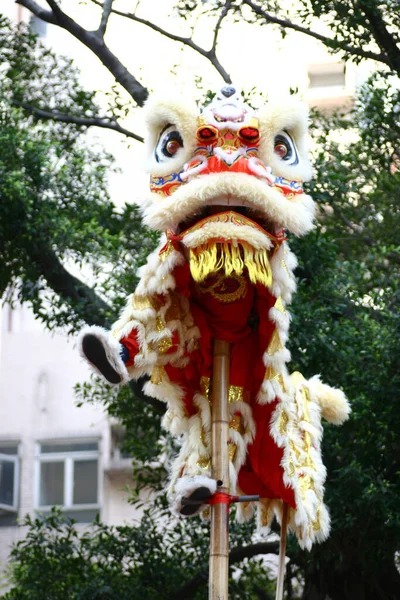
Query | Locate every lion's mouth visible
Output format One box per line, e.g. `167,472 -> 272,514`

177,201 -> 276,235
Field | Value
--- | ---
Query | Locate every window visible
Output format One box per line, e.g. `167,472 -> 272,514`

111,425 -> 132,461
0,444 -> 19,527
36,440 -> 100,522
29,15 -> 47,38
308,63 -> 345,89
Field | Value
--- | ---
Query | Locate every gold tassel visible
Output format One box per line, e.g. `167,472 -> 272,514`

189,241 -> 273,288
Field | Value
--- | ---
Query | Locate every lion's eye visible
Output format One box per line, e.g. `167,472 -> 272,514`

166,139 -> 181,155
155,125 -> 184,163
273,131 -> 299,165
274,142 -> 289,158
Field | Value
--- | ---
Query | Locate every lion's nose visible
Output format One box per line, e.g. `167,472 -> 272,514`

221,86 -> 236,98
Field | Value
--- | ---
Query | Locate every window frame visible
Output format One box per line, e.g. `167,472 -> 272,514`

0,450 -> 19,513
307,62 -> 346,91
34,440 -> 101,514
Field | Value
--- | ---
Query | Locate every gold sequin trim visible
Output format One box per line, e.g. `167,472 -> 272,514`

229,414 -> 241,432
159,240 -> 175,262
301,386 -> 314,468
299,474 -> 315,495
158,337 -> 173,354
288,371 -> 322,531
132,295 -> 153,311
150,365 -> 165,385
196,272 -> 248,304
200,426 -> 207,446
197,456 -> 211,470
200,378 -> 246,404
278,410 -> 289,435
267,329 -> 284,356
200,376 -> 211,398
155,316 -> 165,333
132,294 -> 163,311
228,441 -> 237,462
313,506 -> 321,531
154,314 -> 173,354
263,365 -> 285,389
274,297 -> 286,313
228,384 -> 244,404
290,439 -> 301,459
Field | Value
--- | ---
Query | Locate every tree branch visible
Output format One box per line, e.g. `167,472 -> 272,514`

242,0 -> 389,66
15,0 -> 57,24
358,0 -> 400,73
211,0 -> 232,54
97,0 -> 113,38
17,0 -> 149,105
28,246 -> 165,411
28,243 -> 111,326
89,0 -> 232,83
13,100 -> 144,142
44,0 -> 63,18
173,541 -> 280,599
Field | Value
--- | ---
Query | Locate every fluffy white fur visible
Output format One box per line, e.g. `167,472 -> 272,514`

181,220 -> 274,250
307,375 -> 351,425
141,172 -> 315,237
144,95 -> 199,177
257,97 -> 313,182
171,476 -> 217,518
77,325 -> 130,384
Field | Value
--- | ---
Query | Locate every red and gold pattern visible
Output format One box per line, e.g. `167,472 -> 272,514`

196,272 -> 248,304
149,115 -> 303,199
166,211 -> 286,245
80,88 -> 350,550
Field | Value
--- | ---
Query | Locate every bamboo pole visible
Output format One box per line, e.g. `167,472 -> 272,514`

209,339 -> 230,600
275,502 -> 289,600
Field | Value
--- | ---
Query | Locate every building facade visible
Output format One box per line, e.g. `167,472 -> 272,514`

0,303 -> 140,577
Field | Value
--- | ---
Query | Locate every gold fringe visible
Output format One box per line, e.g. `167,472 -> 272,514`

189,241 -> 273,289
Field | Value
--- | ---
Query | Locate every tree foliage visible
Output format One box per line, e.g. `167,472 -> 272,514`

1,1 -> 400,599
0,17 -> 157,331
3,506 -> 279,600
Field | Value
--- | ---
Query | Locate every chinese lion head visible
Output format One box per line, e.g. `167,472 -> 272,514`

79,86 -> 349,550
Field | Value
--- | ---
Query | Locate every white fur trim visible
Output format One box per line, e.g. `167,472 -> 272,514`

307,375 -> 351,425
257,98 -> 313,182
143,95 -> 198,177
171,476 -> 217,518
181,221 -> 273,251
141,172 -> 315,237
77,325 -> 130,385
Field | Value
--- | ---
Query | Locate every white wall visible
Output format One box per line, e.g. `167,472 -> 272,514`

0,304 -> 142,578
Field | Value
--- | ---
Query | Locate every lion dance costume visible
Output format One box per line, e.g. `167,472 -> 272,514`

79,86 -> 350,550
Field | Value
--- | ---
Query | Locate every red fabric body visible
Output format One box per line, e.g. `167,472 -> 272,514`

120,262 -> 295,508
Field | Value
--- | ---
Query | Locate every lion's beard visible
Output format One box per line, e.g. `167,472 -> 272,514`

188,240 -> 273,289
